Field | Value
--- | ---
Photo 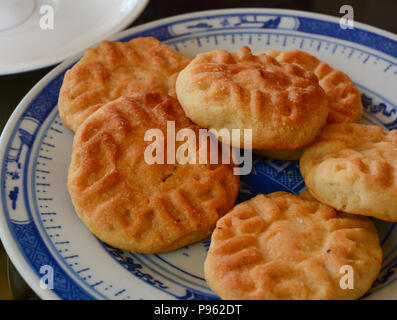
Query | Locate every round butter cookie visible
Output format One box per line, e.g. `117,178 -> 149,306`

68,93 -> 239,254
176,46 -> 329,150
300,123 -> 397,222
59,37 -> 190,132
204,191 -> 382,300
265,50 -> 363,124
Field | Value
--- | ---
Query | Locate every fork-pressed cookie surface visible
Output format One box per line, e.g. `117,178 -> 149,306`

59,37 -> 190,132
265,49 -> 363,124
67,93 -> 239,253
204,191 -> 382,300
300,123 -> 397,222
176,46 -> 329,150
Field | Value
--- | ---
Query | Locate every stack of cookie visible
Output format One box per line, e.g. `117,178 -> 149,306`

184,47 -> 394,299
58,36 -> 397,300
60,37 -> 240,254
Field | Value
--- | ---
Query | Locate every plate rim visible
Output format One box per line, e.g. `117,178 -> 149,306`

0,7 -> 396,300
106,7 -> 397,44
0,0 -> 149,75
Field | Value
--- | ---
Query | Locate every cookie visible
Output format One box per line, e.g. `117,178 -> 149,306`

204,191 -> 382,300
300,123 -> 397,222
176,46 -> 329,150
59,37 -> 190,132
67,93 -> 240,253
265,50 -> 363,124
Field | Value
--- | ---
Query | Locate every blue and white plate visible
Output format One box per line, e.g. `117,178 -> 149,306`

1,8 -> 396,300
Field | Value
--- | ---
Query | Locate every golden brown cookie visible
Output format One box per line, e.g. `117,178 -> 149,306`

265,50 -> 363,124
204,191 -> 382,300
176,46 -> 329,150
68,93 -> 239,253
59,37 -> 190,132
300,123 -> 397,222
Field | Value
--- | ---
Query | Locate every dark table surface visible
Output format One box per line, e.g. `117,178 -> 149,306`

0,0 -> 396,300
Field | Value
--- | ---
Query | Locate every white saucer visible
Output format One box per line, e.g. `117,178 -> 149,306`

0,0 -> 148,75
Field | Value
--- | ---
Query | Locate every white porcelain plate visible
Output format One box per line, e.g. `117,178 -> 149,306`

0,8 -> 397,300
0,0 -> 148,75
